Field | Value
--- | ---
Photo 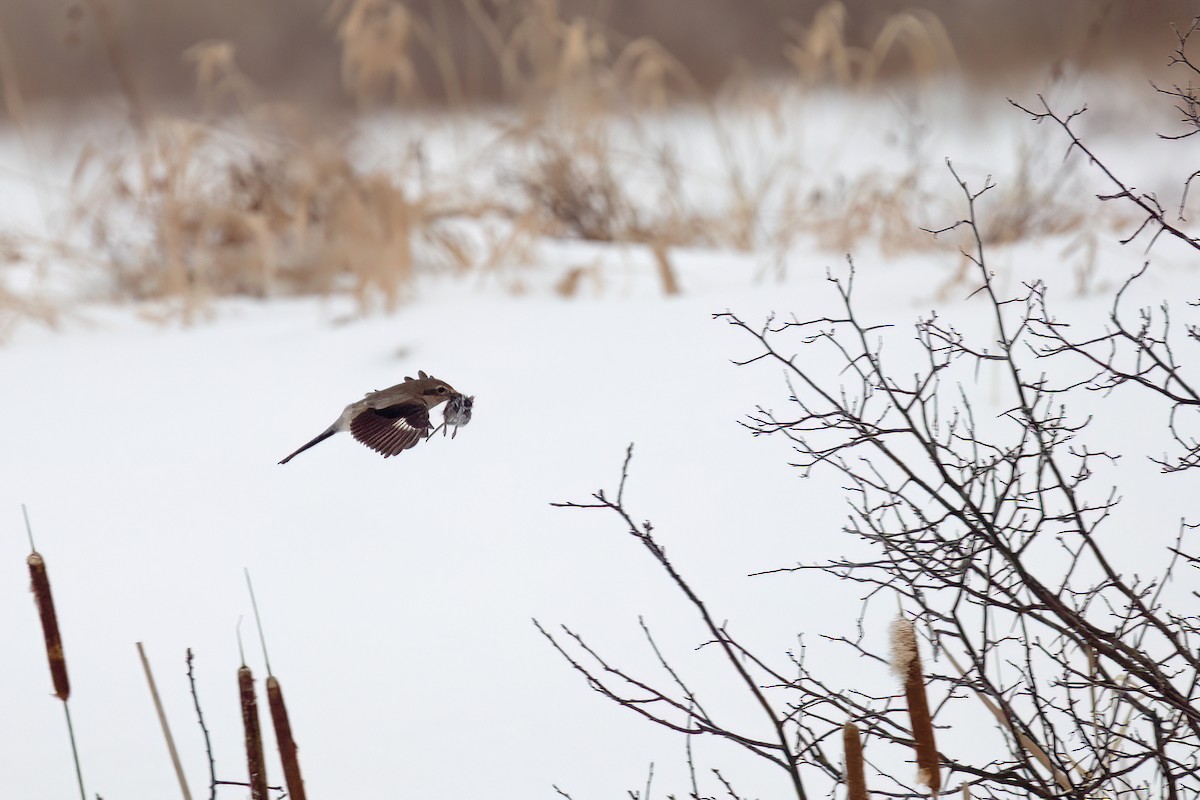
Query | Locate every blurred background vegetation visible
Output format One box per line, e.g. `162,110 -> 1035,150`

0,0 -> 1193,331
1,0 -> 1192,111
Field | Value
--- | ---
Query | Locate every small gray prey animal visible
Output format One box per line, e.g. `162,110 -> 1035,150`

279,371 -> 473,464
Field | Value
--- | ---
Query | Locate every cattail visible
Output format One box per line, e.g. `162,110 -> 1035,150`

891,618 -> 940,796
238,665 -> 268,800
843,722 -> 868,800
245,569 -> 306,800
28,552 -> 70,701
267,676 -> 307,800
24,504 -> 87,800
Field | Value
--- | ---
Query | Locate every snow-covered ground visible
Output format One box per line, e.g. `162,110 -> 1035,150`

3,71 -> 1198,799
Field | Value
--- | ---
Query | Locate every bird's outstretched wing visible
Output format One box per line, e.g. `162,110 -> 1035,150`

349,401 -> 432,457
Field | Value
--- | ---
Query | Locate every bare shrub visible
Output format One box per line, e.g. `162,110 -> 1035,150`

66,104 -> 476,317
517,132 -> 636,243
544,27 -> 1200,799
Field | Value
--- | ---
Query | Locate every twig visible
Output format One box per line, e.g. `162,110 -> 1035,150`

1010,96 -> 1200,253
186,648 -> 217,800
552,446 -> 811,800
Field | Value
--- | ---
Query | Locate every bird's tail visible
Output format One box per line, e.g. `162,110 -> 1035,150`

278,425 -> 338,464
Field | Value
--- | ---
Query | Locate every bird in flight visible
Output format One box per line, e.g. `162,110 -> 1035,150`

279,371 -> 473,464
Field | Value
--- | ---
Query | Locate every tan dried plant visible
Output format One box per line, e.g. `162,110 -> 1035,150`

497,3 -> 610,109
859,11 -> 958,87
799,168 -> 942,257
329,0 -> 422,105
183,41 -> 256,116
783,2 -> 855,87
68,106 -> 473,318
614,37 -> 703,112
520,133 -> 633,243
784,1 -> 958,89
330,0 -> 477,106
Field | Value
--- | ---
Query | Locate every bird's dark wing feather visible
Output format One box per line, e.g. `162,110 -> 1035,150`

350,402 -> 432,458
372,400 -> 427,421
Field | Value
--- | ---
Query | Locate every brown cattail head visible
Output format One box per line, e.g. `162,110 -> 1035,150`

238,665 -> 268,800
891,618 -> 941,796
28,552 -> 70,701
267,675 -> 306,800
842,722 -> 868,800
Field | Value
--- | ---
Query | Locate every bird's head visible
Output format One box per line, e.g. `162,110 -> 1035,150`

404,370 -> 457,405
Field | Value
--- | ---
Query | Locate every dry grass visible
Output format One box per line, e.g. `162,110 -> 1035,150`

0,0 -> 1142,327
66,107 -> 473,319
783,2 -> 957,89
1,0 -> 1185,107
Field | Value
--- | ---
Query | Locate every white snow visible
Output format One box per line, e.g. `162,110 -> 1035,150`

2,72 -> 1198,799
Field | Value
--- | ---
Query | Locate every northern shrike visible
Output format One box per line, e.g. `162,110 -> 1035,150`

278,371 -> 472,464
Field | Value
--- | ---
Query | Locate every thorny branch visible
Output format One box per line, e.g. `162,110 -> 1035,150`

187,648 -> 218,800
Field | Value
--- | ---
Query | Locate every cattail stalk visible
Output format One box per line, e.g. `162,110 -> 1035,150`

891,618 -> 941,796
238,665 -> 268,800
843,722 -> 868,800
267,676 -> 307,800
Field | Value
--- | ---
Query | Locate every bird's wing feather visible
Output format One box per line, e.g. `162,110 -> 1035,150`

349,402 -> 432,457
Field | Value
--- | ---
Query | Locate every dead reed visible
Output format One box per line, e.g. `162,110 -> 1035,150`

783,2 -> 957,89
137,642 -> 193,800
891,618 -> 941,796
66,106 -> 478,317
